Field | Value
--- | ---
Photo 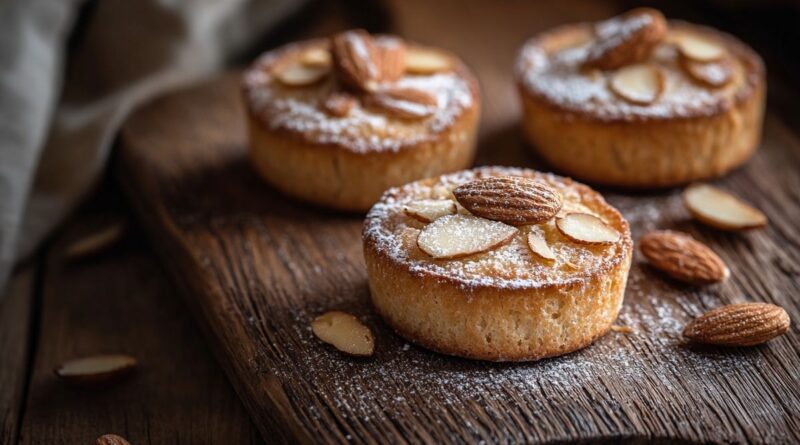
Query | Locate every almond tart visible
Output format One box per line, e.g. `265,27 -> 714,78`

242,29 -> 480,211
515,8 -> 765,188
362,166 -> 633,361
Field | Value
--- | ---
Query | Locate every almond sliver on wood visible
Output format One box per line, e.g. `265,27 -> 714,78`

312,311 -> 374,356
683,184 -> 767,230
609,64 -> 664,105
417,214 -> 517,259
55,354 -> 137,386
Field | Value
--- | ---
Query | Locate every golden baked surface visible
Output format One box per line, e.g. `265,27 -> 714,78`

243,37 -> 477,153
363,167 -> 631,290
516,22 -> 762,121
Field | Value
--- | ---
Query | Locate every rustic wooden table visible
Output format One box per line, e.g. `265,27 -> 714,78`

2,1 -> 799,444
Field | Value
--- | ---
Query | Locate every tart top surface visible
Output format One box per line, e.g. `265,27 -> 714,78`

363,167 -> 632,290
515,10 -> 763,122
243,30 -> 478,154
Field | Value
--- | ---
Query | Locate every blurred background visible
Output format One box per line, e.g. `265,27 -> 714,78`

1,0 -> 799,443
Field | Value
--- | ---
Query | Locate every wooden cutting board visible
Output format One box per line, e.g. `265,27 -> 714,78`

117,71 -> 800,444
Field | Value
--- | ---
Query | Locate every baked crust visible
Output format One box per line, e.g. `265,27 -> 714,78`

362,167 -> 633,361
243,37 -> 481,211
515,21 -> 766,187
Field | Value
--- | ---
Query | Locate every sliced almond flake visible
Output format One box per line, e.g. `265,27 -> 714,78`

55,354 -> 137,386
681,57 -> 734,88
417,214 -> 518,259
609,64 -> 664,105
556,213 -> 620,245
276,63 -> 329,86
405,48 -> 452,74
403,199 -> 457,223
683,184 -> 767,230
527,231 -> 556,261
65,223 -> 126,260
676,35 -> 726,62
300,48 -> 332,67
312,311 -> 374,356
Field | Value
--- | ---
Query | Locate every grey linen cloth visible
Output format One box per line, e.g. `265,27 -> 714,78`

0,0 -> 303,293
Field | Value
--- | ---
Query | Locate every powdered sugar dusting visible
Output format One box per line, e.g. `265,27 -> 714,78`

516,27 -> 746,121
243,38 -> 475,153
363,167 -> 631,290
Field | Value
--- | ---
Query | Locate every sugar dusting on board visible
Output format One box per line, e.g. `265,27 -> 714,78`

243,38 -> 475,153
256,186 -> 766,428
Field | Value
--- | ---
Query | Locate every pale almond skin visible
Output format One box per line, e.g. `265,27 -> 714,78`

331,29 -> 380,92
96,434 -> 132,445
640,230 -> 729,285
684,303 -> 790,346
453,176 -> 563,225
583,7 -> 667,70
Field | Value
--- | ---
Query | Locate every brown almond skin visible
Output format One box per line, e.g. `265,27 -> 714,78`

376,37 -> 407,82
453,176 -> 563,225
583,8 -> 667,70
331,29 -> 380,92
364,87 -> 437,119
640,230 -> 729,285
684,303 -> 791,346
96,434 -> 132,445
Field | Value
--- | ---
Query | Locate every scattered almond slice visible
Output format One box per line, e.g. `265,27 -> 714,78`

527,231 -> 556,261
676,34 -> 726,62
681,57 -> 734,88
417,214 -> 518,259
275,63 -> 329,87
55,354 -> 137,386
405,48 -> 452,74
64,222 -> 126,260
322,92 -> 357,117
312,311 -> 374,356
96,434 -> 132,445
403,199 -> 457,223
610,325 -> 633,334
556,213 -> 620,245
300,47 -> 332,67
365,87 -> 437,119
609,64 -> 664,105
683,184 -> 767,230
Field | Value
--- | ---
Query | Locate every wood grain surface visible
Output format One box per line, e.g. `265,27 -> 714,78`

117,1 -> 800,443
13,201 -> 261,445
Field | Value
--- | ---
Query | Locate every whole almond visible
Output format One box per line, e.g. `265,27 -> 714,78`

96,434 -> 132,445
583,8 -> 667,70
640,230 -> 729,285
684,303 -> 790,346
364,87 -> 437,119
376,37 -> 407,83
331,29 -> 380,92
453,176 -> 563,225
